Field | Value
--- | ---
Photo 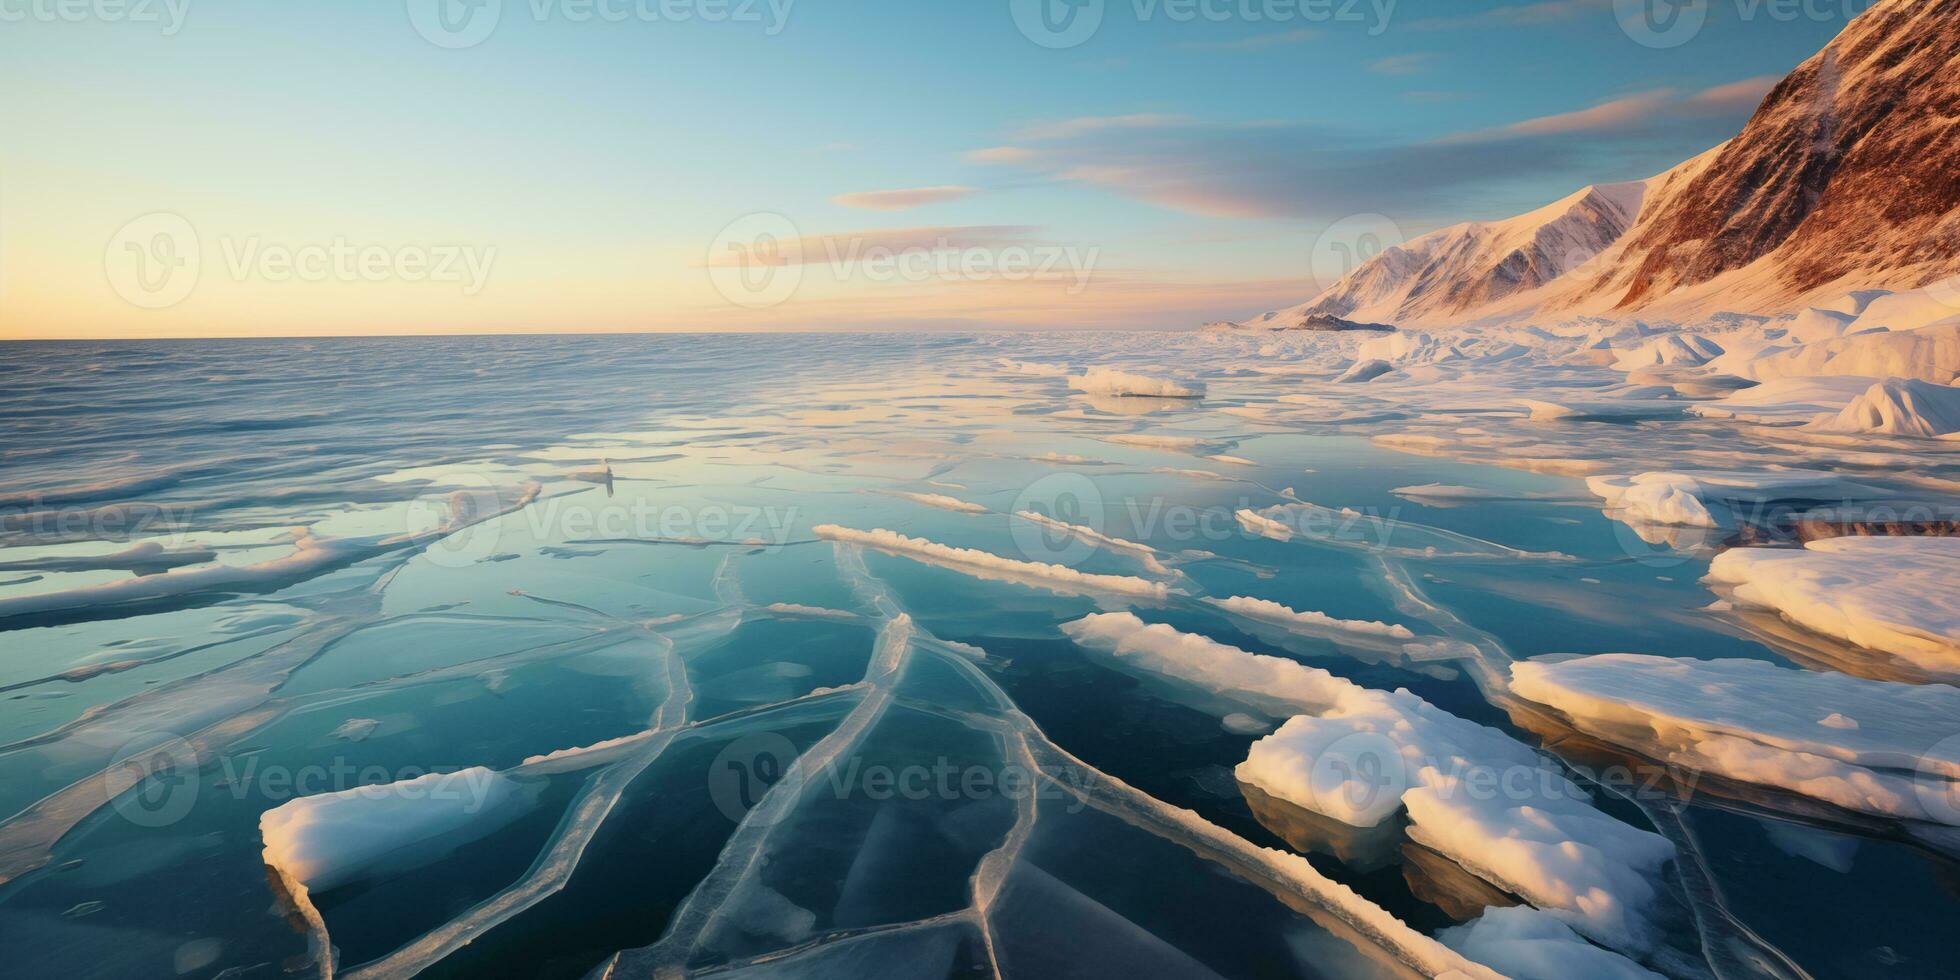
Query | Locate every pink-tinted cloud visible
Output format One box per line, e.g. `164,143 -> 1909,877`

1014,114 -> 1189,141
831,185 -> 978,211
703,225 -> 1045,268
1370,53 -> 1439,76
1684,75 -> 1782,113
967,146 -> 1037,164
1410,0 -> 1609,30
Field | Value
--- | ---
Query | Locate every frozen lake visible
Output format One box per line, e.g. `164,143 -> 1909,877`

0,332 -> 1955,979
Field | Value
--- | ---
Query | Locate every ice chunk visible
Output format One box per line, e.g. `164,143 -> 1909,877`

1707,536 -> 1960,669
1510,654 -> 1960,824
1806,378 -> 1960,438
1335,359 -> 1395,384
813,526 -> 1168,600
1745,322 -> 1960,384
1068,366 -> 1205,399
259,768 -> 529,893
1061,612 -> 1350,718
1205,595 -> 1414,641
883,490 -> 989,514
1687,375 -> 1879,425
1238,689 -> 1673,951
1440,907 -> 1665,980
1613,334 -> 1723,370
1013,511 -> 1172,575
1066,615 -> 1672,950
1586,469 -> 1861,528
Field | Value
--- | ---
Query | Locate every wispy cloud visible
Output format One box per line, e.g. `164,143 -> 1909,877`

1179,28 -> 1319,51
1014,114 -> 1190,141
1369,52 -> 1438,76
968,75 -> 1768,223
703,225 -> 1044,268
831,185 -> 978,211
1449,78 -> 1778,141
967,146 -> 1038,164
1684,74 -> 1782,113
1409,0 -> 1610,30
1463,89 -> 1679,139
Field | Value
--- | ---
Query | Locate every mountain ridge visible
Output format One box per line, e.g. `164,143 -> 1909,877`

1229,0 -> 1960,331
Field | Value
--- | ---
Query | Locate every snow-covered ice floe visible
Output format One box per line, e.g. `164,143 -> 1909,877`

1063,613 -> 1675,954
1439,906 -> 1664,980
1707,536 -> 1960,670
1807,378 -> 1960,438
1067,366 -> 1205,399
260,768 -> 531,894
1203,595 -> 1414,641
1510,654 -> 1960,827
1685,376 -> 1879,425
1585,469 -> 1867,528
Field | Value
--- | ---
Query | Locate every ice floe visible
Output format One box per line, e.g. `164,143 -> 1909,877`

1586,469 -> 1866,528
1063,613 -> 1674,952
1011,511 -> 1172,575
260,768 -> 530,894
1068,367 -> 1205,399
1439,906 -> 1665,980
1707,536 -> 1960,669
1510,654 -> 1960,827
1204,596 -> 1414,641
883,490 -> 990,514
1807,378 -> 1960,438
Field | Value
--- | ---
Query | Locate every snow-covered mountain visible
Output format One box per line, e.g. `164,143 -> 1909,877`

1237,181 -> 1648,329
1229,0 -> 1960,330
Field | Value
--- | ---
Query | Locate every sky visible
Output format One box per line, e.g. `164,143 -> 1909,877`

0,0 -> 1865,338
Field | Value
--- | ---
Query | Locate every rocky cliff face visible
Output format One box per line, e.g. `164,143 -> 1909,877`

1597,0 -> 1960,310
1231,0 -> 1960,329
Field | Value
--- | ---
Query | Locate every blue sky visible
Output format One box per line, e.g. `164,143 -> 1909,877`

0,0 -> 1860,336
